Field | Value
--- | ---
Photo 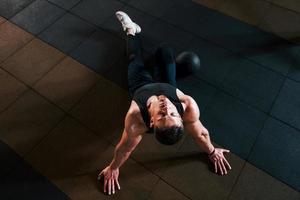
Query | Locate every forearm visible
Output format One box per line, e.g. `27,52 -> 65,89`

109,146 -> 132,170
194,128 -> 215,154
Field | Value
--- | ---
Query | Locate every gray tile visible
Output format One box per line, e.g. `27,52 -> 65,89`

186,37 -> 239,87
248,117 -> 300,191
71,0 -> 125,27
177,76 -> 217,113
128,0 -> 178,18
141,19 -> 194,55
70,29 -> 125,74
0,0 -> 35,19
39,13 -> 96,54
47,0 -> 81,10
202,91 -> 267,159
161,0 -> 216,34
11,0 -> 65,35
221,58 -> 285,112
243,41 -> 300,75
161,135 -> 245,200
229,163 -> 300,200
287,47 -> 300,82
271,79 -> 300,130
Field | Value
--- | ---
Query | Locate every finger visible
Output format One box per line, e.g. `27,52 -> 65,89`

108,179 -> 112,195
224,158 -> 232,170
220,160 -> 227,175
214,161 -> 217,174
218,161 -> 224,175
116,178 -> 121,190
103,179 -> 107,193
112,179 -> 115,194
223,149 -> 230,154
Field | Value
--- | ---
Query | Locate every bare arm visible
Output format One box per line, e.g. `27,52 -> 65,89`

98,103 -> 145,195
182,96 -> 214,154
182,95 -> 231,175
110,128 -> 142,169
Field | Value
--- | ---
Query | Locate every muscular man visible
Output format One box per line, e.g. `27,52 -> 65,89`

98,11 -> 231,195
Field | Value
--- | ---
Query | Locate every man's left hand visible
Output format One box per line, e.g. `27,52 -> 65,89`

208,148 -> 231,175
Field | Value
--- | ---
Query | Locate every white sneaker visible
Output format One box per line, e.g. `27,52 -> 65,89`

115,11 -> 141,36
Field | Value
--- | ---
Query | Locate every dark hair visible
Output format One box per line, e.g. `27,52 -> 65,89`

154,126 -> 184,145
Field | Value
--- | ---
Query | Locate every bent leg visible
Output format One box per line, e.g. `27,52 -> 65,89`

127,35 -> 154,97
154,44 -> 177,87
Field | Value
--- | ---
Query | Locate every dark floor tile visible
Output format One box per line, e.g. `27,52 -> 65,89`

196,15 -> 278,54
0,0 -> 35,19
70,30 -> 125,74
70,79 -> 129,142
248,117 -> 300,191
287,47 -> 300,82
202,91 -> 267,159
288,65 -> 300,82
271,79 -> 300,130
0,90 -> 65,156
148,180 -> 190,200
186,37 -> 239,87
103,55 -> 128,90
161,135 -> 245,200
141,19 -> 194,55
177,76 -> 217,113
39,13 -> 96,54
222,58 -> 285,112
162,1 -> 281,55
128,0 -> 178,18
0,21 -> 33,62
2,38 -> 65,86
71,0 -> 125,27
101,5 -> 156,39
229,163 -> 300,200
0,161 -> 70,200
47,0 -> 81,10
11,0 -> 65,35
244,41 -> 300,75
161,0 -> 216,34
34,57 -> 99,111
0,68 -> 28,113
0,141 -> 23,178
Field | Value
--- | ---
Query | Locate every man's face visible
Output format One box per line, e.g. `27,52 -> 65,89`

150,95 -> 183,129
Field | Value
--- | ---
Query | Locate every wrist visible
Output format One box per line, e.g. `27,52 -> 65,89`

208,147 -> 215,156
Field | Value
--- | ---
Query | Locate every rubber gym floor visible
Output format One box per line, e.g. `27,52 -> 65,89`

0,0 -> 299,199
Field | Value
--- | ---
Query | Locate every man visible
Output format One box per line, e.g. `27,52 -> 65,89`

98,11 -> 231,195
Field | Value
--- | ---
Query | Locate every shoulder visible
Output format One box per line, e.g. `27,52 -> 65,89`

125,100 -> 148,136
176,89 -> 197,108
177,94 -> 200,123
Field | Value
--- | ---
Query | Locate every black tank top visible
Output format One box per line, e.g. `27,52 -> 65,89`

132,83 -> 184,133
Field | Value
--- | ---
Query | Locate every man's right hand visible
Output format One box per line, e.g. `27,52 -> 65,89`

98,166 -> 121,195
